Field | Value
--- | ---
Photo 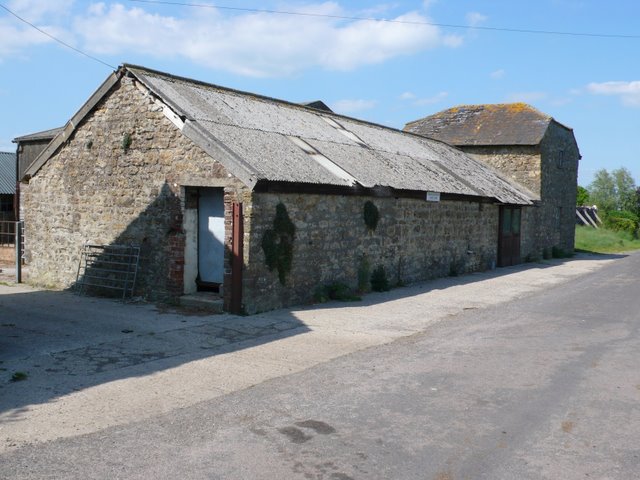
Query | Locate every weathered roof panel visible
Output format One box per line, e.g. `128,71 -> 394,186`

201,122 -> 352,186
404,103 -> 553,146
25,64 -> 535,205
417,138 -> 537,204
0,151 -> 16,194
129,66 -> 533,204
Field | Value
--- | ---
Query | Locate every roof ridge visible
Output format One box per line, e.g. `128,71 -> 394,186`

122,63 -> 409,137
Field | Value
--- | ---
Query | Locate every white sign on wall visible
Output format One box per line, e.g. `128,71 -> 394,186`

426,191 -> 441,202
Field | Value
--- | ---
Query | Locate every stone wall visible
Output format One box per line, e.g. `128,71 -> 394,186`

463,145 -> 541,197
22,76 -> 245,299
460,125 -> 579,259
538,121 -> 580,254
241,192 -> 500,314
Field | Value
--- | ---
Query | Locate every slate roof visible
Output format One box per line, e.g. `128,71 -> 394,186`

0,151 -> 16,194
404,103 -> 558,147
27,65 -> 535,205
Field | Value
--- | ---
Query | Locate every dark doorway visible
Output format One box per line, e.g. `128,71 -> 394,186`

498,206 -> 521,267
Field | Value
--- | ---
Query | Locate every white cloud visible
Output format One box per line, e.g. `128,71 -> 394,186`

466,12 -> 487,27
0,1 -> 76,61
414,91 -> 448,105
0,18 -> 59,59
399,90 -> 447,106
358,4 -> 400,17
490,69 -> 505,79
7,0 -> 75,22
505,91 -> 547,103
331,99 -> 377,114
586,81 -> 640,107
70,2 -> 463,77
0,1 -> 464,76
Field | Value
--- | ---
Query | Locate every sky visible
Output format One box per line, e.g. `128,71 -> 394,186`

1,0 -> 638,187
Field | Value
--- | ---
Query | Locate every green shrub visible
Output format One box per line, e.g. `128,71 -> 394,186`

121,132 -> 132,152
357,255 -> 371,292
363,201 -> 379,231
525,252 -> 542,263
10,371 -> 28,382
261,203 -> 296,285
542,247 -> 552,260
313,282 -> 361,303
449,258 -> 465,277
370,265 -> 390,292
604,210 -> 639,238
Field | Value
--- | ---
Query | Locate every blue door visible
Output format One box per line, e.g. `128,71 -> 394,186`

198,188 -> 224,285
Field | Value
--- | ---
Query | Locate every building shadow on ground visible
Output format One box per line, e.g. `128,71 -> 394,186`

0,288 -> 309,416
0,251 -> 628,416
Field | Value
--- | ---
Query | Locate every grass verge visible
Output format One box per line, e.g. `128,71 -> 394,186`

575,225 -> 640,254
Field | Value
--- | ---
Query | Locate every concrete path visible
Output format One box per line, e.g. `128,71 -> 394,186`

0,254 -> 619,453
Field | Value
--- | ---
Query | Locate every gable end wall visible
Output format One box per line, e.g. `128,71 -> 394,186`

538,122 -> 579,254
460,124 -> 578,258
22,76 -> 247,299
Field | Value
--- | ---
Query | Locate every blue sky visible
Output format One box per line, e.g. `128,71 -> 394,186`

1,0 -> 638,186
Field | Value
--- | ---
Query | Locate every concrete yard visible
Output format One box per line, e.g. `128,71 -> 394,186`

0,253 -> 619,457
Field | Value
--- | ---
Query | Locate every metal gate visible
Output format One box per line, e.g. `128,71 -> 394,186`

0,220 -> 24,282
75,244 -> 141,300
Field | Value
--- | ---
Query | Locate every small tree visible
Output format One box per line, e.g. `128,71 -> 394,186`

589,169 -> 616,212
613,167 -> 637,212
589,167 -> 638,213
576,186 -> 590,206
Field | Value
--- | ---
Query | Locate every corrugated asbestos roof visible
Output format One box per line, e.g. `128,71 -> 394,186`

25,64 -> 533,205
126,66 -> 533,204
0,151 -> 16,194
404,103 -> 555,146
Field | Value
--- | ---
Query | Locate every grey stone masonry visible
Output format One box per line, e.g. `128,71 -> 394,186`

22,73 -> 553,314
22,76 -> 246,299
241,192 -> 500,314
458,121 -> 579,259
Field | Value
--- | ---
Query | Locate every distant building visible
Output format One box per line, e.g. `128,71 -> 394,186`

13,127 -> 63,223
405,103 -> 580,262
14,127 -> 63,182
0,151 -> 16,219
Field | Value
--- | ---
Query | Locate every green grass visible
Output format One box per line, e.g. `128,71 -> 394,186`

10,371 -> 28,382
575,225 -> 640,254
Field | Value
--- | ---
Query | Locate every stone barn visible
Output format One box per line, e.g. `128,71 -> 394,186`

404,103 -> 580,262
22,64 -> 535,314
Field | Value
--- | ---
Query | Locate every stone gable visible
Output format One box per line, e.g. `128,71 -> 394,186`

23,76 -> 246,298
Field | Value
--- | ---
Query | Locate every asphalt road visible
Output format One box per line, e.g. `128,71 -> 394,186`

1,253 -> 639,479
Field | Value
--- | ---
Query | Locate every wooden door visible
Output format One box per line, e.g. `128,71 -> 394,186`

498,206 -> 521,267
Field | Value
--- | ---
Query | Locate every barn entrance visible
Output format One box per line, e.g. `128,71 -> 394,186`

197,188 -> 225,292
498,205 -> 521,267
